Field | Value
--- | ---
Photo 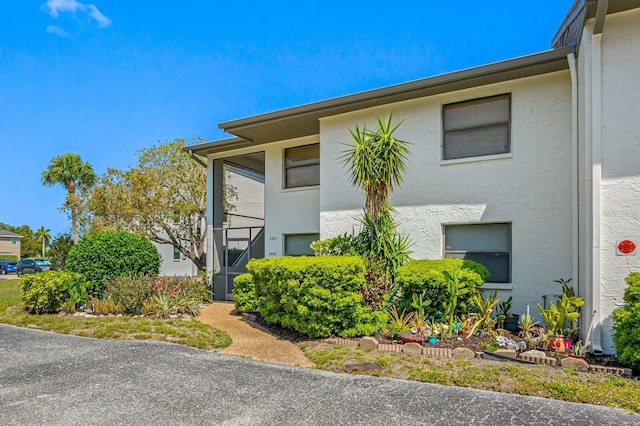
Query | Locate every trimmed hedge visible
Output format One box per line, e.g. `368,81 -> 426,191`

232,273 -> 259,314
21,271 -> 91,314
395,259 -> 490,318
65,231 -> 160,295
243,256 -> 386,338
613,272 -> 640,369
0,254 -> 18,262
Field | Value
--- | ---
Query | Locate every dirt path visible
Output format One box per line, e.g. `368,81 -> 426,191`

197,302 -> 314,367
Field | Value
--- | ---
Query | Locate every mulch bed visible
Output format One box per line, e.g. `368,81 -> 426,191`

245,310 -> 514,352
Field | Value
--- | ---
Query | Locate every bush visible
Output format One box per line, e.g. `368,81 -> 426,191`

394,259 -> 490,318
105,275 -> 155,314
21,271 -> 91,314
613,272 -> 640,369
246,256 -> 387,338
103,275 -> 208,316
142,276 -> 209,317
0,254 -> 18,262
65,231 -> 160,295
232,273 -> 259,313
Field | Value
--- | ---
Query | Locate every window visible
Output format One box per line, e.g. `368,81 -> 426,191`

173,245 -> 181,261
443,94 -> 510,160
444,223 -> 511,283
284,233 -> 320,256
284,144 -> 319,188
11,238 -> 17,245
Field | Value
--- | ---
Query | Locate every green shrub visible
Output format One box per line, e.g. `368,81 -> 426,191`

246,256 -> 387,338
0,254 -> 18,262
102,275 -> 208,316
21,271 -> 90,314
105,275 -> 154,314
394,259 -> 489,318
65,231 -> 160,295
613,272 -> 640,369
232,273 -> 259,313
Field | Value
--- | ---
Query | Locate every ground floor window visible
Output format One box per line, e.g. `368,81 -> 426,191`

284,233 -> 319,256
173,245 -> 181,260
444,223 -> 511,283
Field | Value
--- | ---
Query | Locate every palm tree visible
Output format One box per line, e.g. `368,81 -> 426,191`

42,153 -> 97,243
35,226 -> 51,257
342,113 -> 411,239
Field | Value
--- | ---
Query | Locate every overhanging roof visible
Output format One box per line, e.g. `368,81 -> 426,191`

553,0 -> 640,48
0,229 -> 22,238
187,46 -> 575,157
219,47 -> 575,145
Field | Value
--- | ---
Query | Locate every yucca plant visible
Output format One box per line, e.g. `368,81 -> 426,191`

517,313 -> 539,338
387,305 -> 415,339
341,113 -> 412,307
466,289 -> 501,338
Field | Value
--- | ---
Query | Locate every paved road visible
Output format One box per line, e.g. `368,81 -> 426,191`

1,325 -> 639,425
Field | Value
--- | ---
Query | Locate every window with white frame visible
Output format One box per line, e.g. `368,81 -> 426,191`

284,144 -> 319,188
284,233 -> 319,256
443,94 -> 510,160
444,223 -> 511,283
173,245 -> 181,261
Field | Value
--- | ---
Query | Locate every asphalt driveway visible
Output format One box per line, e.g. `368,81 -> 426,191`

1,325 -> 638,425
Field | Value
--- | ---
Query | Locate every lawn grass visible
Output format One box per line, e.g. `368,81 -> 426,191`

304,343 -> 640,414
0,279 -> 231,350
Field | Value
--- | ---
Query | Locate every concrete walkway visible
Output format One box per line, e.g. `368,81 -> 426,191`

197,301 -> 314,367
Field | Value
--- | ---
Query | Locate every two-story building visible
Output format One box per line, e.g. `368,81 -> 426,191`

187,0 -> 640,355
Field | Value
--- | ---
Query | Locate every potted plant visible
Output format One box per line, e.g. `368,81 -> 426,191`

570,340 -> 586,359
497,296 -> 519,333
538,293 -> 584,354
427,319 -> 440,344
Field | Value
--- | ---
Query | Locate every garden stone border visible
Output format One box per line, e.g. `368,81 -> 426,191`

322,337 -> 632,376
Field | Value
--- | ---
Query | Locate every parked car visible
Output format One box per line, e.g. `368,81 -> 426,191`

1,261 -> 17,274
16,258 -> 51,276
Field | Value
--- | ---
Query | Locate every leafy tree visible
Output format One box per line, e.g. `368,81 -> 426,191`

35,226 -> 51,257
82,138 -> 235,272
42,153 -> 97,243
0,222 -> 40,258
48,233 -> 74,270
341,114 -> 412,308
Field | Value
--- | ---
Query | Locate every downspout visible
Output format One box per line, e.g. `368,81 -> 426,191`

589,0 -> 607,355
188,150 -> 208,169
568,53 -> 579,303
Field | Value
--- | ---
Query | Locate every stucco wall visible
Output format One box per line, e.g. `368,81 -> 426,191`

0,237 -> 21,258
598,8 -> 640,354
262,136 -> 320,257
319,71 -> 573,318
156,241 -> 198,277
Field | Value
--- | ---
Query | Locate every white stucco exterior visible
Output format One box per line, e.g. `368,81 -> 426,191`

193,1 -> 640,354
576,8 -> 640,354
319,72 -> 574,317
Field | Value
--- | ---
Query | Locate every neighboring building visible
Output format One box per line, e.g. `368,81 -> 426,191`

187,0 -> 640,355
0,228 -> 22,259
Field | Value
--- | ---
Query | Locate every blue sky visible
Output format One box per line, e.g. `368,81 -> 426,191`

1,0 -> 574,238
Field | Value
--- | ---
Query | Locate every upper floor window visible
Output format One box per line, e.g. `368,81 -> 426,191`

11,237 -> 17,245
284,144 -> 319,188
443,94 -> 510,160
173,245 -> 181,261
444,223 -> 511,283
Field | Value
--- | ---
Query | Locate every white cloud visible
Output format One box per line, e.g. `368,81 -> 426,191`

43,0 -> 111,28
46,25 -> 69,37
